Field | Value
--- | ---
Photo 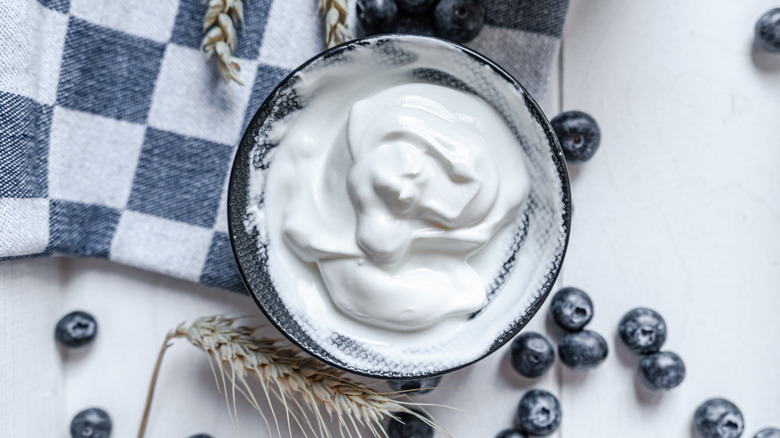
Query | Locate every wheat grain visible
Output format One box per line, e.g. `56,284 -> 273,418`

318,0 -> 351,48
138,316 -> 450,438
201,0 -> 245,85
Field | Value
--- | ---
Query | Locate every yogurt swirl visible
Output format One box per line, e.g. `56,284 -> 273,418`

266,82 -> 530,330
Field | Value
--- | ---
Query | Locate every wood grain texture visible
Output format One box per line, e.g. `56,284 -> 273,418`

0,259 -> 64,437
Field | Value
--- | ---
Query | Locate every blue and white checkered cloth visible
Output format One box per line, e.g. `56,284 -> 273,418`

0,0 -> 568,293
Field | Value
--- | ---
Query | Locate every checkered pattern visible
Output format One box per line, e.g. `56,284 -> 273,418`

0,0 -> 568,293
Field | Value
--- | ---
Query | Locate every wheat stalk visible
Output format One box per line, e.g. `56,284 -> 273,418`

201,0 -> 245,85
318,0 -> 351,48
138,315 -> 450,438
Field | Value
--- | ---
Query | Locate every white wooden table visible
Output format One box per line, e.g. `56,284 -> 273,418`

2,0 -> 779,436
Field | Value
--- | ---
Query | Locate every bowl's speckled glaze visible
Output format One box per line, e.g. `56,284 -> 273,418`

228,34 -> 571,378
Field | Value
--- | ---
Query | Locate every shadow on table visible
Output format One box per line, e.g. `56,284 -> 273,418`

612,330 -> 666,406
750,41 -> 780,72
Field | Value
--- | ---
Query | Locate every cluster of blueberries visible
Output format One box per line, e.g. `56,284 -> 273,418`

509,287 -> 608,378
356,0 -> 486,44
384,287 -> 611,438
356,4 -> 780,55
383,287 -> 779,438
618,307 -> 685,391
55,310 -> 211,438
493,287 -> 607,438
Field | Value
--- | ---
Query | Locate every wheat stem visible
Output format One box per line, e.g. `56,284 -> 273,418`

137,332 -> 175,438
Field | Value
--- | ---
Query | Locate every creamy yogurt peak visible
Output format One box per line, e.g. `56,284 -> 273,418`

261,68 -> 530,331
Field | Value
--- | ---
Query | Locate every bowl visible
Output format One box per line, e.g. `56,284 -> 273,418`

228,34 -> 571,378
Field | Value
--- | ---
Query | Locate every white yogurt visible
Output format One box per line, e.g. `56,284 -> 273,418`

259,70 -> 530,331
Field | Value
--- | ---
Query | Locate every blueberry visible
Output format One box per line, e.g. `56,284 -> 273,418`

387,410 -> 433,438
496,428 -> 528,438
509,332 -> 555,378
70,407 -> 112,438
357,0 -> 399,35
755,429 -> 780,438
638,351 -> 685,391
755,8 -> 780,53
550,111 -> 601,164
549,287 -> 593,332
433,0 -> 486,44
515,389 -> 561,436
618,307 -> 667,355
387,375 -> 442,395
694,398 -> 745,438
56,311 -> 98,348
396,0 -> 436,14
558,330 -> 608,371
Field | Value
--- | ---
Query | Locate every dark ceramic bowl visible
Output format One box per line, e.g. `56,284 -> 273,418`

228,34 -> 571,378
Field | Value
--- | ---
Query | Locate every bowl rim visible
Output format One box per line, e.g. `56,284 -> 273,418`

227,33 -> 572,379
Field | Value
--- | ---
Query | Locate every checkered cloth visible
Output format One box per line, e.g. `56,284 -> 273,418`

0,0 -> 568,293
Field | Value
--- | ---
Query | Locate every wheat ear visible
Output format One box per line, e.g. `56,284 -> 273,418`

201,0 -> 245,85
318,0 -> 351,48
138,315 -> 450,438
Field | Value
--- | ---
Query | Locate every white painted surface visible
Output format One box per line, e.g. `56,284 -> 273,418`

2,0 -> 780,436
558,1 -> 780,437
0,259 -> 64,437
